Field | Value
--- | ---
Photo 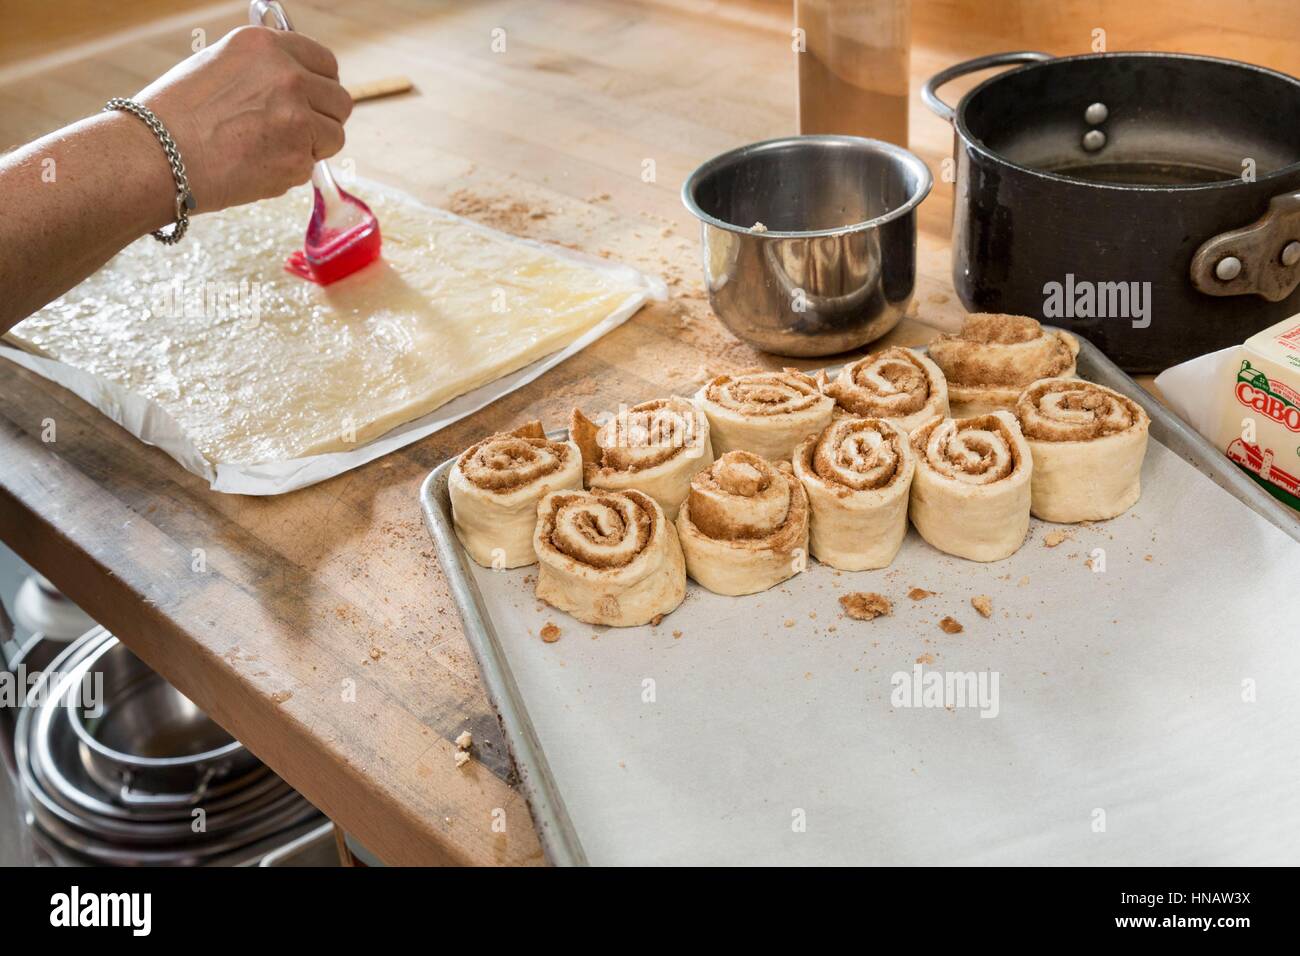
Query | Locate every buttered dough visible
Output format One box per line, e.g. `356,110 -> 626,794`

6,186 -> 649,463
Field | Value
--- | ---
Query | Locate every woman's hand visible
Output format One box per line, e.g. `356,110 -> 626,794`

136,25 -> 353,214
0,24 -> 352,330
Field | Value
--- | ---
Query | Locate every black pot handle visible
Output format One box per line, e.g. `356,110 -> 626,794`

922,51 -> 1053,123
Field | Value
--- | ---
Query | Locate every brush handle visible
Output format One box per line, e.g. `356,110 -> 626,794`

248,1 -> 339,202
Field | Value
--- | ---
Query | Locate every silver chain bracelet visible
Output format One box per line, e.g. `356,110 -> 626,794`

103,97 -> 196,244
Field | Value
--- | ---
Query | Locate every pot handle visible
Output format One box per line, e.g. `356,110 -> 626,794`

117,766 -> 215,808
922,51 -> 1053,123
1190,192 -> 1300,302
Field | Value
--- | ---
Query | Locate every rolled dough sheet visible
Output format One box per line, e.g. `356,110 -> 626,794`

6,183 -> 659,465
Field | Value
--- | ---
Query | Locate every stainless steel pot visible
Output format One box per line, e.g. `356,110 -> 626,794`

13,628 -> 320,866
681,135 -> 933,357
68,635 -> 259,803
1,632 -> 68,773
924,51 -> 1300,371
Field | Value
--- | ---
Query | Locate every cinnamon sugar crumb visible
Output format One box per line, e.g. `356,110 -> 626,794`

971,596 -> 993,618
908,587 -> 935,600
540,622 -> 562,643
916,653 -> 936,664
1043,529 -> 1072,548
939,617 -> 964,634
650,614 -> 664,627
840,592 -> 892,621
672,630 -> 682,639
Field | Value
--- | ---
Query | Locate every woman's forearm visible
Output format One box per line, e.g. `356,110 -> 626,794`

0,110 -> 176,333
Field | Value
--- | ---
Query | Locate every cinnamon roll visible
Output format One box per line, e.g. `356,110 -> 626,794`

927,314 -> 1079,416
819,347 -> 949,433
792,417 -> 915,571
694,368 -> 833,460
909,411 -> 1032,562
1015,377 -> 1150,522
676,451 -> 810,595
449,421 -> 583,568
533,488 -> 686,627
570,397 -> 712,520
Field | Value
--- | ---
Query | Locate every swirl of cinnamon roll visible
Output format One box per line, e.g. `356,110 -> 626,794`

676,451 -> 809,595
1014,377 -> 1150,522
821,347 -> 949,433
695,368 -> 833,460
927,314 -> 1079,416
570,397 -> 712,520
533,489 -> 686,627
450,421 -> 583,568
793,418 -> 915,570
908,411 -> 1032,561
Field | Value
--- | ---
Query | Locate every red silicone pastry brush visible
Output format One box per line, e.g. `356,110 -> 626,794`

250,0 -> 381,285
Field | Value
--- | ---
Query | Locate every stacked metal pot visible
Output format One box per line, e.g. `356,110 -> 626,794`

11,627 -> 320,866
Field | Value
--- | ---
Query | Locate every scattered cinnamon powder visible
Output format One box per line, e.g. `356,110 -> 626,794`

908,587 -> 935,600
971,595 -> 993,618
939,617 -> 964,634
840,592 -> 892,621
446,188 -> 552,235
916,653 -> 936,664
540,622 -> 562,643
1043,529 -> 1072,548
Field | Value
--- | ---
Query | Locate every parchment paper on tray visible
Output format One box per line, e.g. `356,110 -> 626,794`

1,180 -> 665,495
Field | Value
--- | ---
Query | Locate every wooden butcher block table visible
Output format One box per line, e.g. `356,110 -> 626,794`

0,0 -> 1172,865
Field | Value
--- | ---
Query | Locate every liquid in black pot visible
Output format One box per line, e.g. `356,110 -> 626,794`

1044,159 -> 1239,186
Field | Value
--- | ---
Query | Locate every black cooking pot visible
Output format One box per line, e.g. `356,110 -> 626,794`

924,51 -> 1300,372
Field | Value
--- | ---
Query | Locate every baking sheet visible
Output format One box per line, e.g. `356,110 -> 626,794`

1,179 -> 665,495
421,336 -> 1300,865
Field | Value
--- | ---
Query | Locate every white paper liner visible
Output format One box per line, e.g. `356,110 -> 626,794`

1,181 -> 666,495
1153,345 -> 1242,442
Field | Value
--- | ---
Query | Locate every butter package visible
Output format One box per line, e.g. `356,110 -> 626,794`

1217,316 -> 1300,510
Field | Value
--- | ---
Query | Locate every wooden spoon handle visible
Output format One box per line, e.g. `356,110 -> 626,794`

345,76 -> 415,103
